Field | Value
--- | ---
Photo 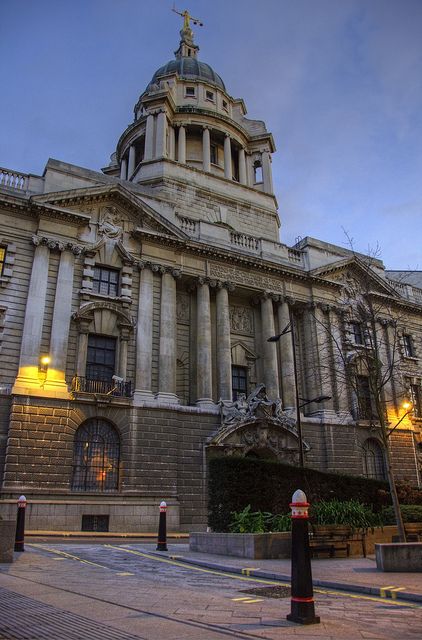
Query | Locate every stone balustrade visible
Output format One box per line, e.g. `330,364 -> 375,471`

230,231 -> 260,252
0,167 -> 29,191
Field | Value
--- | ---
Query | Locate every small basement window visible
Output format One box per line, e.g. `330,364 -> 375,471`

82,515 -> 109,532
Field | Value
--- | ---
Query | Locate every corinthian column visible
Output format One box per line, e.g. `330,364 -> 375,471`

155,110 -> 168,158
277,298 -> 295,410
133,265 -> 154,403
44,245 -> 80,396
216,283 -> 233,401
12,237 -> 50,394
144,113 -> 155,161
156,270 -> 179,404
196,279 -> 213,406
224,134 -> 232,179
238,148 -> 247,185
202,127 -> 211,172
260,293 -> 279,399
177,125 -> 186,164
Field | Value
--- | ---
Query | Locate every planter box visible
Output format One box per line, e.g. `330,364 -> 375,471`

375,543 -> 422,572
189,532 -> 291,559
0,520 -> 15,563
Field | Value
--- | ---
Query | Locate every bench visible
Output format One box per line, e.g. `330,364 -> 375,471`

309,530 -> 366,558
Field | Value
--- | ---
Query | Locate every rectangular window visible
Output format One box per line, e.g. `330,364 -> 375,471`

93,266 -> 119,297
185,86 -> 195,97
232,366 -> 247,401
253,162 -> 263,184
403,334 -> 415,357
350,322 -> 364,345
206,90 -> 215,102
0,246 -> 6,276
210,144 -> 218,165
86,335 -> 116,382
222,99 -> 228,111
356,375 -> 375,420
410,383 -> 422,418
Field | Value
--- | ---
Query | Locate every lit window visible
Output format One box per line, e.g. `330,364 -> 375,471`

185,86 -> 195,97
86,335 -> 116,382
403,334 -> 415,357
0,246 -> 6,276
232,366 -> 247,401
363,439 -> 386,480
72,419 -> 120,492
93,266 -> 119,297
206,90 -> 214,102
210,144 -> 218,165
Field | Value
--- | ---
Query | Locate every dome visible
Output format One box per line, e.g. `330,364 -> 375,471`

149,57 -> 226,92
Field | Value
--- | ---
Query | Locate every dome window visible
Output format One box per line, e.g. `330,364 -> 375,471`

222,99 -> 228,111
185,86 -> 196,97
205,90 -> 215,102
253,161 -> 263,184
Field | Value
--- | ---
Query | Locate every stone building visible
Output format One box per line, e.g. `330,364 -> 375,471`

0,17 -> 421,532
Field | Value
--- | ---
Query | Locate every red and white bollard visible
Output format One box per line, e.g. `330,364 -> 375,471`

156,500 -> 168,551
286,489 -> 320,625
14,495 -> 27,552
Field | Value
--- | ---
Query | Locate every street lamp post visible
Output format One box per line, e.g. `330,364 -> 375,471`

268,314 -> 331,467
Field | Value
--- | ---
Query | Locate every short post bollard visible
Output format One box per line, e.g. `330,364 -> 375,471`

156,500 -> 168,551
286,489 -> 320,625
14,495 -> 27,552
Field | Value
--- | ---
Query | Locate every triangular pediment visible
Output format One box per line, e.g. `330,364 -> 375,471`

311,256 -> 400,299
31,183 -> 188,240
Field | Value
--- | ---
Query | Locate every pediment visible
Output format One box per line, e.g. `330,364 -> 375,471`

31,184 -> 188,240
311,257 -> 400,299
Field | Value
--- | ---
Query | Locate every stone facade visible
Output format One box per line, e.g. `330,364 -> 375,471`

0,16 -> 421,531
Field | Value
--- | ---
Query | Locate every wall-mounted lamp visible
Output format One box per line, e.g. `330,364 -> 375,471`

39,355 -> 50,372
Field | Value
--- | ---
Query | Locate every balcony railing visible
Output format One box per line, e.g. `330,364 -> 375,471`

0,167 -> 29,191
71,376 -> 132,397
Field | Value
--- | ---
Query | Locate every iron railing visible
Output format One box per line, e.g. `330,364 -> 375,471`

71,376 -> 132,397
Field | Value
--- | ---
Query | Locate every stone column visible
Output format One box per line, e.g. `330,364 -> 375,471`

144,113 -> 155,161
379,320 -> 396,418
155,110 -> 167,158
262,150 -> 273,193
12,237 -> 50,393
168,125 -> 176,160
120,156 -> 127,180
328,307 -> 350,415
313,304 -> 334,410
277,298 -> 295,410
76,322 -> 90,378
177,125 -> 186,164
238,148 -> 247,185
127,144 -> 136,178
44,246 -> 80,395
196,279 -> 213,406
216,283 -> 232,401
246,153 -> 254,186
302,304 -> 320,413
202,127 -> 211,173
224,134 -> 232,179
156,270 -> 179,404
118,327 -> 130,379
133,264 -> 154,403
260,293 -> 280,399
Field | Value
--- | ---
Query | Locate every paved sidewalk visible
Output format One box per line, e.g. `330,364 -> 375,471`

148,543 -> 422,603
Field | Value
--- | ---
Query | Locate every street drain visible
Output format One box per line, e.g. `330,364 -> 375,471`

240,586 -> 291,599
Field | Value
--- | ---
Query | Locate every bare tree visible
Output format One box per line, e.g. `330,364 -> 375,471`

300,245 -> 418,542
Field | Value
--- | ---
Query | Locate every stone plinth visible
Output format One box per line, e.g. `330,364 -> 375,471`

375,543 -> 422,572
189,532 -> 291,559
0,520 -> 15,563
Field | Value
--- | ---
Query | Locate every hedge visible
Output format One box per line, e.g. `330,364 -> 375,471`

207,457 -> 422,532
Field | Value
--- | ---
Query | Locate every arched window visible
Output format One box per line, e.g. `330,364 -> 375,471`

72,419 -> 120,492
363,439 -> 386,481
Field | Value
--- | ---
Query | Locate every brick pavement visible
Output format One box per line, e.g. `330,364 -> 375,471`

0,544 -> 421,639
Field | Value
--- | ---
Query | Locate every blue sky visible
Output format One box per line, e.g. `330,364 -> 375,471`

1,0 -> 421,270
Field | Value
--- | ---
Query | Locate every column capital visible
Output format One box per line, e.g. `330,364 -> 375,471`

216,280 -> 235,292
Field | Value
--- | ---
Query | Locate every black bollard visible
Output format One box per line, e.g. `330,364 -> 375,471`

14,495 -> 27,552
286,489 -> 320,625
156,500 -> 168,551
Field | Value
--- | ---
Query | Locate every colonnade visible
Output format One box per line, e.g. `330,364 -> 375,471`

119,111 -> 273,193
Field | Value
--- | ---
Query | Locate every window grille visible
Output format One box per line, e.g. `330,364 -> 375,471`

93,266 -> 119,296
86,335 -> 116,382
72,419 -> 120,492
232,366 -> 247,401
363,439 -> 386,480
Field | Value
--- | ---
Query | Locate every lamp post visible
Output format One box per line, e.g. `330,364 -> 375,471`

268,316 -> 331,467
387,401 -> 413,437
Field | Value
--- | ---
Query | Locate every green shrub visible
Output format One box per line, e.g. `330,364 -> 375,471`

381,504 -> 422,525
207,457 -> 422,532
310,499 -> 381,531
229,505 -> 291,533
